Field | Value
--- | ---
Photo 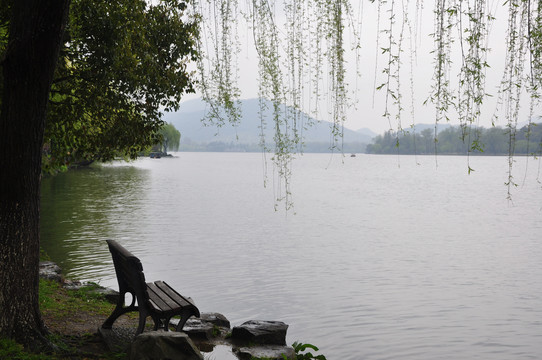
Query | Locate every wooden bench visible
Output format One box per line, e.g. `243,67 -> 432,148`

101,239 -> 200,335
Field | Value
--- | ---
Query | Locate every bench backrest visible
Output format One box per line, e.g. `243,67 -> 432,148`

106,239 -> 149,303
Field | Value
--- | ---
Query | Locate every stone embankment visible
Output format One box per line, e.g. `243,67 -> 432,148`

39,261 -> 295,360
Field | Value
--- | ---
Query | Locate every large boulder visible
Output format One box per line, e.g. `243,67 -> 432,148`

232,320 -> 288,346
129,331 -> 203,360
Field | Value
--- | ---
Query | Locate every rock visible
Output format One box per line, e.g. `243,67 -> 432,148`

39,261 -> 62,282
128,331 -> 203,360
62,279 -> 82,290
235,345 -> 296,360
200,312 -> 231,328
173,312 -> 230,340
182,319 -> 215,339
232,320 -> 288,346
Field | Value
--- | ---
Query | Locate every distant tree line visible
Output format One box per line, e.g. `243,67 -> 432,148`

179,140 -> 368,153
366,124 -> 542,155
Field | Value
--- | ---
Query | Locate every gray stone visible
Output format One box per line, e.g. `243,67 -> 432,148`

232,320 -> 288,346
172,312 -> 230,340
200,312 -> 230,328
182,319 -> 215,339
235,345 -> 296,360
129,331 -> 203,360
39,261 -> 62,282
62,279 -> 82,290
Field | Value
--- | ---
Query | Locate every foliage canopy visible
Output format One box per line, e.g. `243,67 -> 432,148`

41,0 -> 198,171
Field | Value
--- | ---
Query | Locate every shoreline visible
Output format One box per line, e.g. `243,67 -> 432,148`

35,260 -> 325,360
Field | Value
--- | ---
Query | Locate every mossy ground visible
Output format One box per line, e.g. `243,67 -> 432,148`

0,279 -> 128,360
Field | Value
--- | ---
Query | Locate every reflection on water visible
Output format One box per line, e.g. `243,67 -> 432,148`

200,345 -> 238,360
40,153 -> 542,360
41,164 -> 152,283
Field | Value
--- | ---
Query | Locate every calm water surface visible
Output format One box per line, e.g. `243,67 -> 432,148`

40,153 -> 542,360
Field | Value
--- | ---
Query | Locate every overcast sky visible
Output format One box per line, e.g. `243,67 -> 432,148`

182,1 -> 540,134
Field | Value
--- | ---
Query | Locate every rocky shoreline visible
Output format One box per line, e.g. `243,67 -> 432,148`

39,261 -> 296,360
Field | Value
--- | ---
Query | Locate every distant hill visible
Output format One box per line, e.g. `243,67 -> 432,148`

163,98 -> 372,153
356,128 -> 377,138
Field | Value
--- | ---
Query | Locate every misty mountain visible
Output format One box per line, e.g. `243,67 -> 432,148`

163,98 -> 372,152
355,127 -> 377,138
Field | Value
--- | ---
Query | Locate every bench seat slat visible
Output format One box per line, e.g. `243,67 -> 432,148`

148,281 -> 186,310
154,281 -> 192,308
146,282 -> 176,312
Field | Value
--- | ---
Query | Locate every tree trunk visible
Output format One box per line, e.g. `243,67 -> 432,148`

0,0 -> 70,348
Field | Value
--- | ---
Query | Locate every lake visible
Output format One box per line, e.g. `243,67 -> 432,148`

40,153 -> 542,360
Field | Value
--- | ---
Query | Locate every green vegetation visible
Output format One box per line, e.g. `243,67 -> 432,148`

290,342 -> 327,360
367,123 -> 542,155
194,0 -> 542,205
0,338 -> 51,360
0,0 -> 194,173
2,0 -> 542,351
39,279 -> 114,319
250,341 -> 327,360
39,0 -> 198,172
158,123 -> 181,155
1,278 -> 123,359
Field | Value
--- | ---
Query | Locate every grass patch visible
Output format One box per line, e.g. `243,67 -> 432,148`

3,251 -> 129,358
39,278 -> 114,320
0,338 -> 54,360
35,278 -> 128,359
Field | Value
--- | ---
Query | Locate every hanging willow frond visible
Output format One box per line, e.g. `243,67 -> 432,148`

193,0 -> 359,209
193,0 -> 542,206
194,0 -> 242,128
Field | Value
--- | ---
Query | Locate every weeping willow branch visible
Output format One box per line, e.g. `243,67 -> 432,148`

193,0 -> 358,210
193,0 -> 542,207
455,0 -> 493,171
491,0 -> 529,198
428,0 -> 454,162
194,0 -> 242,128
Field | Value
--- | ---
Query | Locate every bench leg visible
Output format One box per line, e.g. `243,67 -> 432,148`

151,316 -> 168,332
102,304 -> 139,329
174,308 -> 197,332
135,311 -> 148,336
101,291 -> 138,329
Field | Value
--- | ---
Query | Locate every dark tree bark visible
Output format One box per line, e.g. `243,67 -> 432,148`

0,0 -> 70,348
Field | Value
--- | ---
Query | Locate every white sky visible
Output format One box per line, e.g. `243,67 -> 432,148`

182,0 -> 541,134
